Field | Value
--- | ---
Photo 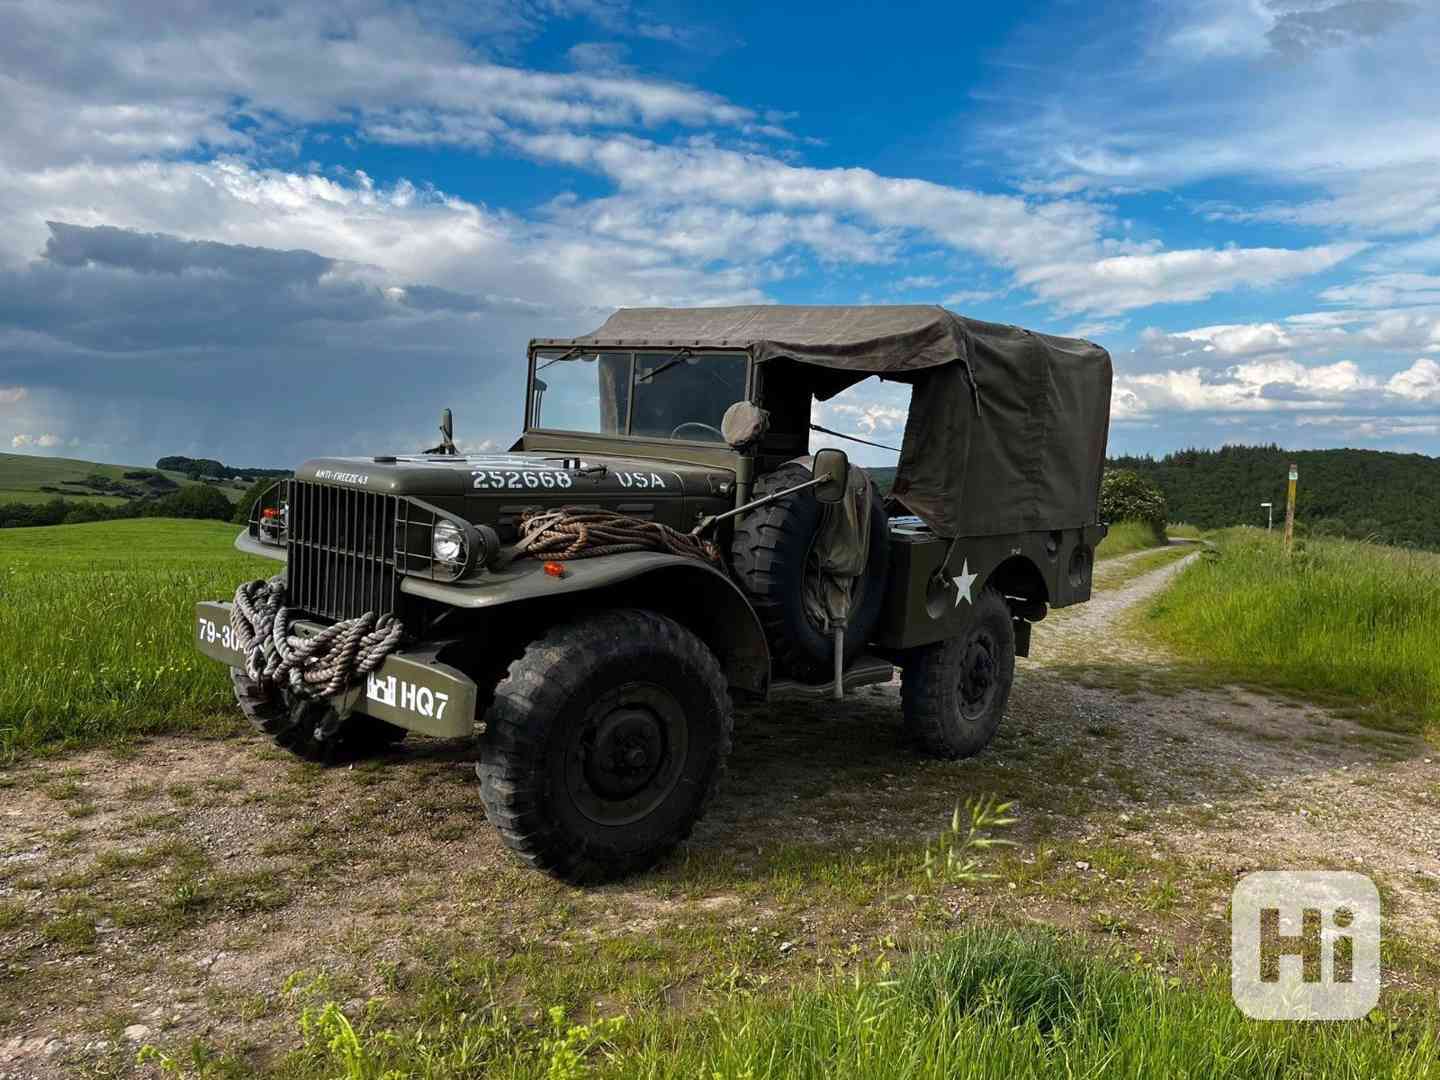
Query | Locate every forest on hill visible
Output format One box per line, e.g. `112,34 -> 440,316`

1110,445 -> 1440,549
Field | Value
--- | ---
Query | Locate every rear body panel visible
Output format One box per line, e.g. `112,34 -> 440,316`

873,519 -> 1107,651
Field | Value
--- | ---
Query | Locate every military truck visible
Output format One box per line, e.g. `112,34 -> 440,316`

194,305 -> 1112,882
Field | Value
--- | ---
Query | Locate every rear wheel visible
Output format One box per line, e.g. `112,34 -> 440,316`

230,668 -> 406,765
476,609 -> 732,883
901,587 -> 1015,759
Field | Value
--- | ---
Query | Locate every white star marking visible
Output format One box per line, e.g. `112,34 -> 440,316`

952,558 -> 978,607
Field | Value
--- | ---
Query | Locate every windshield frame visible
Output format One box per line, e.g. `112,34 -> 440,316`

524,346 -> 755,447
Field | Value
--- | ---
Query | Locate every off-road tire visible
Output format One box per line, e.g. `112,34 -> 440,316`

476,609 -> 732,883
230,668 -> 406,765
730,461 -> 890,681
901,587 -> 1015,759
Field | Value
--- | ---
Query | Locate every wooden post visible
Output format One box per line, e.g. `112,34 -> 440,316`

1283,462 -> 1298,553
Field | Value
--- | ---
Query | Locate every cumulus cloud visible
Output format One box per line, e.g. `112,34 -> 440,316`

1112,352 -> 1440,430
1386,357 -> 1440,401
1,0 -> 1434,462
0,386 -> 26,404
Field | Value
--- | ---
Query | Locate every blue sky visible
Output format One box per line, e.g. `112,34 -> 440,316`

1,0 -> 1438,469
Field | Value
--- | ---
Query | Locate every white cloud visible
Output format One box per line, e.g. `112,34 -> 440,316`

11,433 -> 31,448
507,131 -> 1112,271
984,0 -> 1440,252
35,432 -> 62,447
1018,244 -> 1364,315
1386,357 -> 1440,401
1113,352 -> 1440,429
0,386 -> 26,404
1320,273 -> 1440,308
0,2 -> 767,170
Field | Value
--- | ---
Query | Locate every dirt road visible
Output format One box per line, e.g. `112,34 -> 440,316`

4,545 -> 1438,1076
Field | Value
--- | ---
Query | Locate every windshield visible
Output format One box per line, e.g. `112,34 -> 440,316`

530,349 -> 748,443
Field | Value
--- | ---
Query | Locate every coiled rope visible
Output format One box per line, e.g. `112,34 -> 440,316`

509,507 -> 719,564
229,575 -> 404,701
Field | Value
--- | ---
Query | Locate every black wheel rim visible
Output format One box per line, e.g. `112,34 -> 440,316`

565,683 -> 688,827
957,630 -> 999,721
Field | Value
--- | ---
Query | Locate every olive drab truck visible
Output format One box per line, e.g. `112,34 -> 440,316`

193,305 -> 1112,882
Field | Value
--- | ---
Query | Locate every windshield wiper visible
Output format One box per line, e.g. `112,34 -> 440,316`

535,346 -> 584,373
636,348 -> 692,384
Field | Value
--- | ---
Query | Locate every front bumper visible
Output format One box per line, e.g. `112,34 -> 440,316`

194,601 -> 479,738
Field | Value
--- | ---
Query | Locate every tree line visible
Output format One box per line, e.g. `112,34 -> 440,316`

155,456 -> 291,482
1109,444 -> 1440,550
0,485 -> 239,528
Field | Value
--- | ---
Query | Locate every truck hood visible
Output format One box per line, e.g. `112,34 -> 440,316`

296,452 -> 734,501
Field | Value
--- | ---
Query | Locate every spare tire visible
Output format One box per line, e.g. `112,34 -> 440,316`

730,461 -> 891,682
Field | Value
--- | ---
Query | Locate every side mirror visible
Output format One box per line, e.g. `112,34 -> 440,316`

812,448 -> 850,504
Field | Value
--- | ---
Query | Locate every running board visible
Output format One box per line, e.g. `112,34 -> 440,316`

769,654 -> 895,702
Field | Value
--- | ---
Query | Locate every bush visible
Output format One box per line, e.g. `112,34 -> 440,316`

143,484 -> 235,521
232,477 -> 280,524
1100,470 -> 1168,534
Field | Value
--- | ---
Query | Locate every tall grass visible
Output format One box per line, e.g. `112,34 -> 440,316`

1096,519 -> 1166,560
1145,528 -> 1440,736
273,928 -> 1439,1079
0,519 -> 271,757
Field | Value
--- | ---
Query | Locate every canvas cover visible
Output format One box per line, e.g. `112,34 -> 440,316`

801,462 -> 874,632
563,305 -> 1113,538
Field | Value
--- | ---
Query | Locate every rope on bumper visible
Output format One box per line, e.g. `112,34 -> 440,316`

508,507 -> 720,564
230,575 -> 404,701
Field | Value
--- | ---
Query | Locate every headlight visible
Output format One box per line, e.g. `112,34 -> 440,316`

432,520 -> 467,565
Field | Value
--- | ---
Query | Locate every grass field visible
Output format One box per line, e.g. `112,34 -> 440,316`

1144,528 -> 1440,737
0,450 -> 249,506
268,928 -> 1438,1079
6,518 -> 1440,1076
1095,519 -> 1168,560
0,519 -> 273,758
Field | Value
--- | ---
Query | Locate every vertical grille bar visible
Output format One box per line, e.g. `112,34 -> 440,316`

284,479 -> 400,623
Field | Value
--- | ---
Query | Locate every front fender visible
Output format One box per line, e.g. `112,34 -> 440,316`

402,553 -> 770,697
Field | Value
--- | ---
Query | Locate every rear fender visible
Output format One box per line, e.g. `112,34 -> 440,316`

402,553 -> 770,698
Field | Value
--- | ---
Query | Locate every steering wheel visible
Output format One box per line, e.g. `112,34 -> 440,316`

670,421 -> 725,441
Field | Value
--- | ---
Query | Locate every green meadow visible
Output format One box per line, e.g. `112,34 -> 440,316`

0,518 -> 272,758
267,928 -> 1437,1079
1144,527 -> 1440,737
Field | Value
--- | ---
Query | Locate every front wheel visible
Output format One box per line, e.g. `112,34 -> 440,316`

476,609 -> 733,883
230,668 -> 406,764
901,587 -> 1016,759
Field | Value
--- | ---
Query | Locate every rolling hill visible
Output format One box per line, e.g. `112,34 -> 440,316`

1111,445 -> 1440,549
0,451 -> 252,507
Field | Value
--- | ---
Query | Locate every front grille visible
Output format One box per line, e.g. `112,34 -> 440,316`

286,480 -> 400,621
